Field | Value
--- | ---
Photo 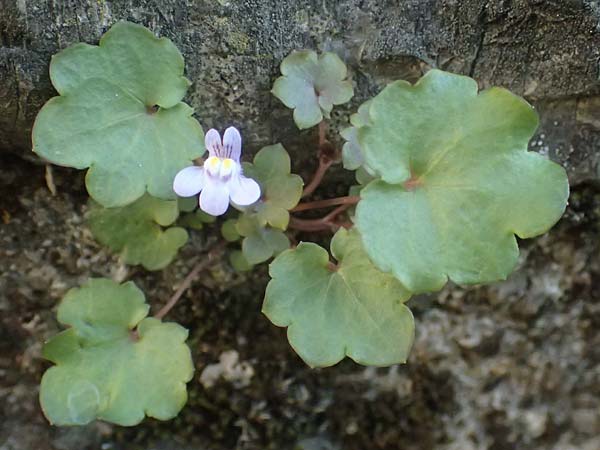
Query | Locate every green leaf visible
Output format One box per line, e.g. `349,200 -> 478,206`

229,250 -> 254,272
341,100 -> 372,170
49,21 -> 190,109
263,228 -> 414,367
242,144 -> 303,230
40,279 -> 194,426
178,209 -> 216,230
221,219 -> 241,242
87,194 -> 188,271
349,167 -> 376,197
177,196 -> 199,212
272,50 -> 353,129
354,69 -> 569,293
32,22 -> 204,207
236,214 -> 290,265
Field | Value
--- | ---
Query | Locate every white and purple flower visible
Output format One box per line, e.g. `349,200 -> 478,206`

173,127 -> 261,216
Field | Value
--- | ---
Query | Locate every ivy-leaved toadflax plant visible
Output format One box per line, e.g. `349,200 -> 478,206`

31,21 -> 569,428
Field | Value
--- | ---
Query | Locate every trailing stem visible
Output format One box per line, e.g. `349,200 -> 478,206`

302,121 -> 337,198
292,195 -> 360,212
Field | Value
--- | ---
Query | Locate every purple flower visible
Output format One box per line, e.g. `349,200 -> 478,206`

173,127 -> 261,216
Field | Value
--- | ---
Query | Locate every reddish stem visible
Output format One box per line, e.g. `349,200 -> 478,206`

292,195 -> 360,212
301,121 -> 335,198
302,157 -> 333,198
288,217 -> 337,232
288,203 -> 355,232
318,121 -> 327,148
322,204 -> 353,222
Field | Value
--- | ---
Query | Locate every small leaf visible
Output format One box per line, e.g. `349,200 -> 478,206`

87,194 -> 188,271
242,144 -> 303,230
229,250 -> 254,272
242,228 -> 290,265
263,228 -> 414,367
236,214 -> 290,264
40,279 -> 194,426
221,219 -> 241,242
349,167 -> 376,197
354,69 -> 569,293
178,209 -> 216,230
341,100 -> 372,170
272,50 -> 353,129
33,22 -> 204,207
177,196 -> 199,212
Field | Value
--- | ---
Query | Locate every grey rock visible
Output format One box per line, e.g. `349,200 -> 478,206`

1,0 -> 599,183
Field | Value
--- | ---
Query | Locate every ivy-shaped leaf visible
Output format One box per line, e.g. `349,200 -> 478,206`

49,21 -> 189,108
178,195 -> 200,212
178,210 -> 216,230
354,69 -> 569,293
87,194 -> 188,270
32,21 -> 204,207
272,50 -> 353,129
40,279 -> 194,426
236,213 -> 290,265
242,144 -> 303,230
221,219 -> 241,242
263,228 -> 414,367
229,250 -> 253,272
341,100 -> 372,170
348,163 -> 377,198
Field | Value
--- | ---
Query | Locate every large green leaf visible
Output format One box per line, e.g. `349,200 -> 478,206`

272,50 -> 353,129
32,22 -> 204,207
263,228 -> 414,367
40,279 -> 194,426
87,194 -> 188,270
354,69 -> 569,293
242,144 -> 303,230
49,21 -> 190,108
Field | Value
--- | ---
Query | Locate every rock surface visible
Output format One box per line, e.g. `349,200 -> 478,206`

1,1 -> 600,450
1,0 -> 600,183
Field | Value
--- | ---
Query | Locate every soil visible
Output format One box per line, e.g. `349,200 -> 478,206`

2,148 -> 600,450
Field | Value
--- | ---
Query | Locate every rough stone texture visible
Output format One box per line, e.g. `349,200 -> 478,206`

1,0 -> 600,182
1,1 -> 600,450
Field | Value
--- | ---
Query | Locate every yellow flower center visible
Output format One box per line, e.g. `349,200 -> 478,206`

205,156 -> 235,178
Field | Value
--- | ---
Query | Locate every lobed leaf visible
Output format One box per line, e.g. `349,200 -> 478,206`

354,69 -> 569,293
87,194 -> 188,271
178,210 -> 216,230
33,21 -> 204,207
341,100 -> 372,170
40,279 -> 194,426
272,50 -> 353,129
49,21 -> 190,109
229,250 -> 254,272
263,228 -> 414,367
242,144 -> 303,230
177,195 -> 199,212
235,213 -> 290,265
221,219 -> 241,242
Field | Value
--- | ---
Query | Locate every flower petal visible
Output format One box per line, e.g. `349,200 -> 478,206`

223,126 -> 242,161
200,176 -> 230,216
205,128 -> 222,157
173,166 -> 204,197
229,173 -> 261,206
